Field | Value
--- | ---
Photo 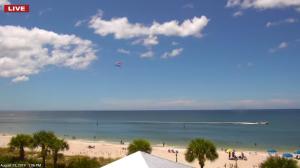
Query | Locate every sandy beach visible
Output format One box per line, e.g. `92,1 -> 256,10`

0,134 -> 299,168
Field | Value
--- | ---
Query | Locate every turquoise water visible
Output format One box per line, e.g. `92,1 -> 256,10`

0,110 -> 299,150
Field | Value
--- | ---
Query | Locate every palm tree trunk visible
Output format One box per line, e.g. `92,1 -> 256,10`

53,152 -> 58,168
19,146 -> 25,160
42,155 -> 46,168
42,146 -> 46,168
199,160 -> 205,168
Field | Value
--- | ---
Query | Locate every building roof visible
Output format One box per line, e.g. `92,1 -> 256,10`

101,151 -> 193,168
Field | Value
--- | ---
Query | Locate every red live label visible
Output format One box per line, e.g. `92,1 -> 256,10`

4,4 -> 30,13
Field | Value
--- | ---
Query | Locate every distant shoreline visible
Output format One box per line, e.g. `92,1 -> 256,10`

1,109 -> 300,112
0,132 -> 296,152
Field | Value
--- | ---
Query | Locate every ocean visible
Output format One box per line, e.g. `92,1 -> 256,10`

0,110 -> 299,151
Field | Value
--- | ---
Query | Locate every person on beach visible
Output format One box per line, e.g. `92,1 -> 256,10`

241,152 -> 245,159
163,142 -> 165,147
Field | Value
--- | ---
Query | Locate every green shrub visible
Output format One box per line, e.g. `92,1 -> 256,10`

66,156 -> 100,168
97,157 -> 116,167
260,156 -> 299,168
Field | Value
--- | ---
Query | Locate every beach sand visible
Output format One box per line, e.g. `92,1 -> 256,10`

1,134 -> 299,168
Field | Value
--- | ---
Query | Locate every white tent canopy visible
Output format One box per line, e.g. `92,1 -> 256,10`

101,151 -> 193,168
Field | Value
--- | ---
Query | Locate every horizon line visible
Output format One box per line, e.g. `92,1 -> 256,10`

0,108 -> 299,112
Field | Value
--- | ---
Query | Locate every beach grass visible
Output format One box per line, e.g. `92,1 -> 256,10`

0,147 -> 116,168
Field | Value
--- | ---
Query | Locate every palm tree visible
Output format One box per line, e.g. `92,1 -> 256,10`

49,137 -> 69,168
260,156 -> 299,168
9,134 -> 33,160
33,131 -> 56,168
127,139 -> 152,155
185,138 -> 218,168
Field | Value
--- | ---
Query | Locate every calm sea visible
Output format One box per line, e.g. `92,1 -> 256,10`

0,110 -> 299,151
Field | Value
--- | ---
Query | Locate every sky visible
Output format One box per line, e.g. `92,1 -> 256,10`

0,0 -> 300,110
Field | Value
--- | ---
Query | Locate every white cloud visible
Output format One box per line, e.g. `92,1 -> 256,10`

270,41 -> 288,52
89,12 -> 209,47
75,19 -> 87,27
12,75 -> 29,83
226,0 -> 300,9
0,25 -> 97,83
89,15 -> 209,38
0,0 -> 10,5
117,48 -> 130,55
143,35 -> 159,46
278,41 -> 288,48
226,0 -> 242,7
161,48 -> 183,59
140,50 -> 154,58
233,11 -> 243,17
131,36 -> 159,47
171,41 -> 179,46
266,18 -> 298,27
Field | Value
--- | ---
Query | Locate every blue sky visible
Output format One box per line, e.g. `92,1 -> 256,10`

0,0 -> 299,110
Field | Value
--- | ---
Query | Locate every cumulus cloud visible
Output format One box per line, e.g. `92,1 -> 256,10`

226,0 -> 300,10
161,48 -> 183,59
89,14 -> 209,38
269,41 -> 288,52
131,36 -> 159,47
0,25 -> 97,83
0,0 -> 10,5
117,48 -> 130,55
233,11 -> 244,17
12,75 -> 29,83
143,35 -> 159,46
266,18 -> 298,27
140,50 -> 154,58
89,11 -> 209,47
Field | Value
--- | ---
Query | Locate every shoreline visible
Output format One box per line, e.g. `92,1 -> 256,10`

0,132 -> 297,152
1,133 -> 300,168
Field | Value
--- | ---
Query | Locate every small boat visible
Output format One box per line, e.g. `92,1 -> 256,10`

258,121 -> 269,125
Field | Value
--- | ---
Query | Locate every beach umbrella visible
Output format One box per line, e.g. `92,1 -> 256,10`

226,149 -> 233,153
294,150 -> 300,155
282,153 -> 293,158
267,149 -> 277,154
